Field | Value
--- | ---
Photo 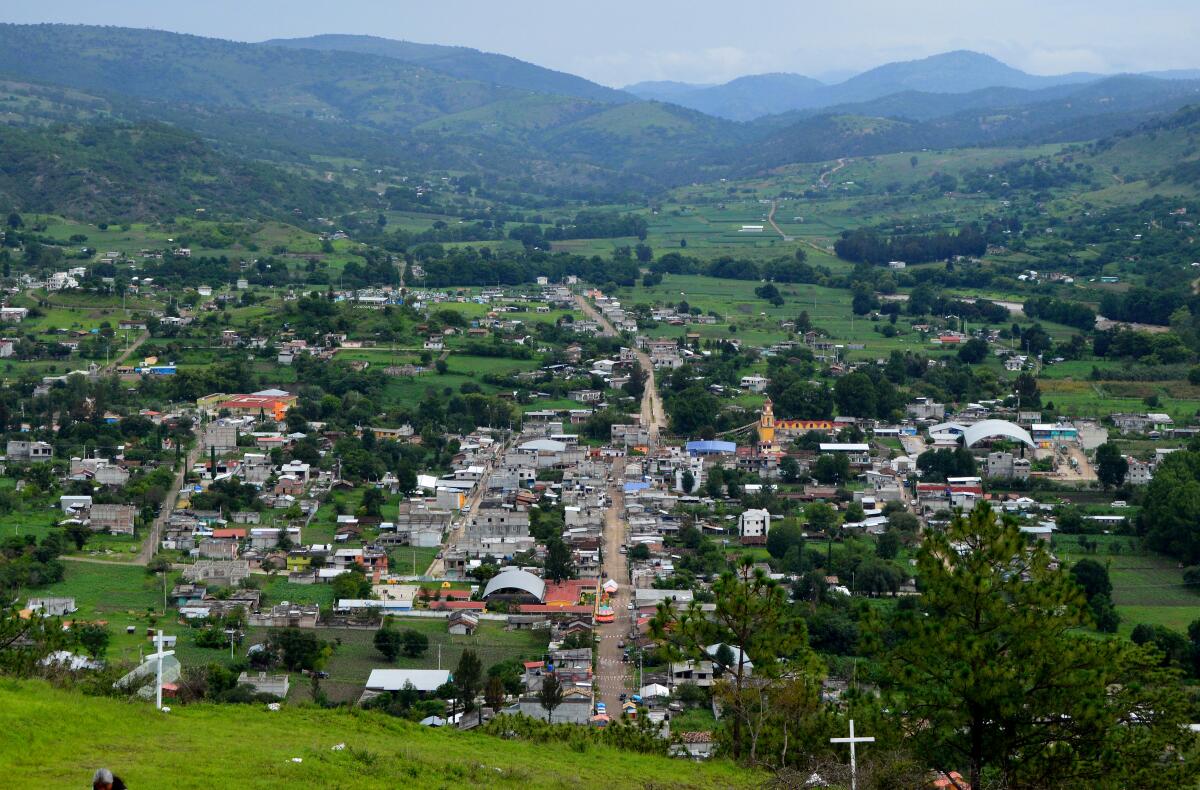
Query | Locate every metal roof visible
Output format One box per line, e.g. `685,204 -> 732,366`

962,419 -> 1035,449
482,568 -> 546,602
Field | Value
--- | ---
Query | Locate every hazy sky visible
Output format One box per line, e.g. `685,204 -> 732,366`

5,0 -> 1200,86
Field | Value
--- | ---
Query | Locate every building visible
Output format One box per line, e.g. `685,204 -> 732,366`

6,440 -> 53,462
739,375 -> 769,393
364,669 -> 451,694
818,443 -> 871,466
248,602 -> 320,628
89,504 -> 137,535
738,508 -> 770,540
447,610 -> 480,635
985,452 -> 1031,480
236,672 -> 290,698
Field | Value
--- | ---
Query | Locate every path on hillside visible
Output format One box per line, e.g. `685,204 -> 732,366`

574,294 -> 667,440
818,157 -> 849,188
595,462 -> 634,714
103,330 -> 150,373
766,201 -> 793,242
136,437 -> 204,565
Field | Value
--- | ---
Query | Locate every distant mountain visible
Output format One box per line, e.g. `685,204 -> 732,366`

733,75 -> 1200,172
633,51 -> 1107,120
628,73 -> 826,122
624,80 -> 715,102
830,50 -> 1099,100
263,34 -> 631,104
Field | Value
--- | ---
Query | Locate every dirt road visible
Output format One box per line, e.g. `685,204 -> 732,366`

573,294 -> 667,440
818,157 -> 849,188
136,438 -> 203,564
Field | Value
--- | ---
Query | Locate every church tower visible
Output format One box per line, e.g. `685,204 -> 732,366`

757,397 -> 777,448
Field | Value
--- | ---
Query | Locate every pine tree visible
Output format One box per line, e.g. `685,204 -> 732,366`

878,502 -> 1197,789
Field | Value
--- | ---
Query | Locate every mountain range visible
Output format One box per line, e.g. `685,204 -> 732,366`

625,50 -> 1200,121
1,24 -> 1199,208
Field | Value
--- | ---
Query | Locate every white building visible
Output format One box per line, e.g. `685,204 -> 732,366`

738,508 -> 770,539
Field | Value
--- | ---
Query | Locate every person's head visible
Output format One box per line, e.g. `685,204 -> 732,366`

92,768 -> 114,790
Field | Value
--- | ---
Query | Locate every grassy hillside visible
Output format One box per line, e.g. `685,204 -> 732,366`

0,680 -> 756,789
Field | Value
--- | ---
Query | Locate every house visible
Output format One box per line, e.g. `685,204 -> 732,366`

247,602 -> 319,628
670,660 -> 715,688
89,504 -> 137,535
818,443 -> 871,466
236,672 -> 290,698
364,669 -> 451,694
6,440 -> 53,461
737,508 -> 770,541
447,610 -> 480,635
26,597 -> 77,616
739,375 -> 769,393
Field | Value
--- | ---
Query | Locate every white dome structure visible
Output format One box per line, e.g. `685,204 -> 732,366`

961,419 -> 1035,449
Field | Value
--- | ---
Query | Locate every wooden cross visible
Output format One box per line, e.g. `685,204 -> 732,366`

830,718 -> 874,790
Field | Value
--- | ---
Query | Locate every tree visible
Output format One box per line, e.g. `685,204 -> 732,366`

360,487 -> 385,517
1070,558 -> 1112,602
766,520 -> 804,560
1140,451 -> 1200,562
75,623 -> 110,659
484,674 -> 506,714
537,672 -> 564,723
544,537 -> 575,583
879,502 -> 1197,790
268,628 -> 329,672
64,523 -> 91,551
629,542 -> 651,561
957,337 -> 989,364
1014,371 -> 1041,408
806,502 -> 836,533
876,530 -> 900,560
650,557 -> 810,761
330,570 -> 372,601
374,627 -> 403,661
401,629 -> 429,658
1095,442 -> 1128,490
455,648 -> 484,724
680,469 -> 695,493
780,456 -> 801,483
811,453 -> 850,485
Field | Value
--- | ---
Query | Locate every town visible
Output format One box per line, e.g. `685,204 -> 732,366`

4,12 -> 1200,790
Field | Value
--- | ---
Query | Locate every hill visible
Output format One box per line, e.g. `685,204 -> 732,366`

627,73 -> 826,121
264,34 -> 631,104
0,24 -> 531,130
735,76 -> 1200,171
0,681 -> 755,789
629,51 -> 1105,120
0,121 -> 362,222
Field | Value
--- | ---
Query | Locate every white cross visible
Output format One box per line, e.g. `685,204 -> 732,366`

830,719 -> 874,790
148,630 -> 175,711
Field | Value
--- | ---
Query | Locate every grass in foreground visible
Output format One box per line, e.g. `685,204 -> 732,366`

0,680 -> 757,789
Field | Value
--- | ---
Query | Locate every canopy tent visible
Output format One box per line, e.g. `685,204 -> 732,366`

639,683 -> 670,699
602,579 -> 619,594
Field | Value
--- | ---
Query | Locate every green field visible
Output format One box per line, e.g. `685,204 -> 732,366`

1053,535 -> 1200,635
0,681 -> 756,789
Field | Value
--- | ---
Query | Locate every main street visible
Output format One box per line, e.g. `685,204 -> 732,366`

575,289 -> 668,711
